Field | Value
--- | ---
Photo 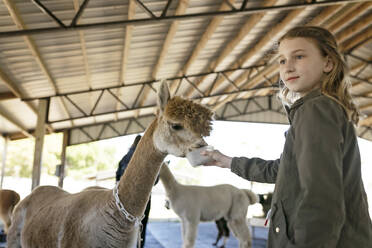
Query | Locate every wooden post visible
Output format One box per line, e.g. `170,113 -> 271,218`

0,136 -> 8,189
58,130 -> 69,188
32,99 -> 48,190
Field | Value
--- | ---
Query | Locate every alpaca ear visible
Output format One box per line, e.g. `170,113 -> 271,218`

157,80 -> 170,114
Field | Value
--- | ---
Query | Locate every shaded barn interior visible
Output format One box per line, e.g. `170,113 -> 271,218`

0,0 -> 371,187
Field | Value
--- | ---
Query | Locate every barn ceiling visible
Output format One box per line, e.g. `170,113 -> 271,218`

0,0 -> 371,145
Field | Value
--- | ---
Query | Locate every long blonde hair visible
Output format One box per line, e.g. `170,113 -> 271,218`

278,26 -> 359,124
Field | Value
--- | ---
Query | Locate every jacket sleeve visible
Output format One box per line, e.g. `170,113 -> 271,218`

230,157 -> 280,183
290,99 -> 346,247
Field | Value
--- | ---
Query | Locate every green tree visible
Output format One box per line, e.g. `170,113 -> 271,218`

5,138 -> 34,177
1,133 -> 117,179
66,142 -> 117,179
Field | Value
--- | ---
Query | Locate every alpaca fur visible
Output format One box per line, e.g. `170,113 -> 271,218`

159,162 -> 258,248
7,80 -> 213,248
0,189 -> 20,233
213,193 -> 273,247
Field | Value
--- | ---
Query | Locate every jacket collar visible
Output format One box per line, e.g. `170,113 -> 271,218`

285,89 -> 322,124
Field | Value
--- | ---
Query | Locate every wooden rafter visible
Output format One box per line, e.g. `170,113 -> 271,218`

0,107 -> 33,138
328,2 -> 372,33
360,115 -> 372,127
115,0 -> 136,121
0,68 -> 23,99
0,92 -> 16,101
73,0 -> 94,126
169,0 -> 237,95
336,12 -> 372,43
341,26 -> 372,52
359,102 -> 372,111
3,0 -> 71,127
135,0 -> 189,115
0,0 -> 371,142
182,0 -> 276,98
119,0 -> 136,85
351,57 -> 372,87
152,0 -> 189,80
0,68 -> 54,133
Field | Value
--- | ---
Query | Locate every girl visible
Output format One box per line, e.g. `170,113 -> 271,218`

202,26 -> 372,247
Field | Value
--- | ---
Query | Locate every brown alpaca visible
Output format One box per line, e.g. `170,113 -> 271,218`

0,189 -> 20,233
7,80 -> 214,248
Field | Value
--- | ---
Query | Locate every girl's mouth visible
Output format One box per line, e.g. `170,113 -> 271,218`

287,76 -> 299,81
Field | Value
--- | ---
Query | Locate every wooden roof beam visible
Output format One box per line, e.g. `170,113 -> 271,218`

135,0 -> 189,113
0,92 -> 16,101
360,115 -> 372,127
359,102 -> 372,111
341,26 -> 372,52
0,68 -> 23,99
170,0 -> 237,95
72,0 -> 94,126
0,107 -> 33,138
152,0 -> 189,80
182,0 -> 276,98
0,68 -> 54,133
328,2 -> 372,33
3,0 -> 72,127
3,0 -> 58,93
115,0 -> 136,121
336,12 -> 372,43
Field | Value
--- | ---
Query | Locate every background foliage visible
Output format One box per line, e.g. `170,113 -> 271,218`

1,133 -> 117,179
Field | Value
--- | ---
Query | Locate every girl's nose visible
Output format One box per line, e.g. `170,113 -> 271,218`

285,59 -> 295,72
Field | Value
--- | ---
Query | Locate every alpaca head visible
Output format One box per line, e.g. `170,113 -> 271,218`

153,80 -> 214,157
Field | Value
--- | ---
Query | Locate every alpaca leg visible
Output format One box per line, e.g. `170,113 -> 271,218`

227,219 -> 252,248
182,220 -> 198,248
181,220 -> 187,241
7,217 -> 22,248
7,203 -> 27,248
3,216 -> 11,233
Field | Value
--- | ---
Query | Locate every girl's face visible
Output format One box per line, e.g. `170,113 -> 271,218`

278,37 -> 333,96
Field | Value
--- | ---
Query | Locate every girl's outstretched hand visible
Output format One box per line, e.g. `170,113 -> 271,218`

200,149 -> 232,169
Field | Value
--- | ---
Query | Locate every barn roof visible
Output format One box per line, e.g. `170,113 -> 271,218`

0,0 -> 371,145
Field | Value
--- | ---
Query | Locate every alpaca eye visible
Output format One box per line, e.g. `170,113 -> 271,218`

171,123 -> 183,131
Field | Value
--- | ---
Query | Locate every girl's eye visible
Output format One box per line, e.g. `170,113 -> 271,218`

171,123 -> 183,131
279,59 -> 285,65
295,55 -> 303,59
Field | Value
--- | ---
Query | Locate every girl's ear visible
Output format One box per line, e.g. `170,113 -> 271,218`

323,56 -> 334,73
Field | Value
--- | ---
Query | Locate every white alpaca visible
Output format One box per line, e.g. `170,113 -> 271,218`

159,162 -> 258,248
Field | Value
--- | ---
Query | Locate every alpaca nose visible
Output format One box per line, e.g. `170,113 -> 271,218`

188,140 -> 208,152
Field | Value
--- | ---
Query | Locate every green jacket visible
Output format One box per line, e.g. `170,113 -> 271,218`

231,90 -> 372,247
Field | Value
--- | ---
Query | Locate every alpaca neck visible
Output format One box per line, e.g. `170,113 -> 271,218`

159,164 -> 180,198
118,119 -> 166,217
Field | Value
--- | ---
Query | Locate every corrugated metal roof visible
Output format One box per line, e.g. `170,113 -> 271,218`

0,0 -> 371,145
